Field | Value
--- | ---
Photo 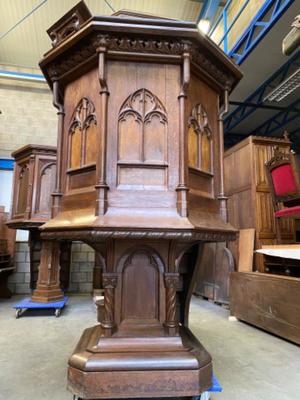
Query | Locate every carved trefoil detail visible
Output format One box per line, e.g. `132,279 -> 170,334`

188,104 -> 212,173
118,88 -> 168,164
68,97 -> 97,169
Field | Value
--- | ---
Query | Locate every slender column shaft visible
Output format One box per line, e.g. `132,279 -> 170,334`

95,48 -> 110,215
176,51 -> 190,217
164,273 -> 180,336
52,80 -> 64,217
101,273 -> 117,337
217,88 -> 229,222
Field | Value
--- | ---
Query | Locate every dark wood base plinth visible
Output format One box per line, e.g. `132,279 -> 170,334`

68,325 -> 212,399
31,285 -> 64,303
30,240 -> 64,303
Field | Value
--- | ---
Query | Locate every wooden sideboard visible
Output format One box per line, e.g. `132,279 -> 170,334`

224,135 -> 295,272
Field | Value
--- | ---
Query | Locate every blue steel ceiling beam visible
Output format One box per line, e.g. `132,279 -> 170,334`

224,49 -> 300,133
197,0 -> 221,23
229,0 -> 295,65
0,69 -> 46,83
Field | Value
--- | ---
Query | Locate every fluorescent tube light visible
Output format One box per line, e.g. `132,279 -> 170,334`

264,68 -> 300,102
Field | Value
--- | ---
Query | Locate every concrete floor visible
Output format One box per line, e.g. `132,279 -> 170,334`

0,295 -> 300,400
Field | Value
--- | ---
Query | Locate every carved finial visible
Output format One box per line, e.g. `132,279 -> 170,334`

283,130 -> 289,140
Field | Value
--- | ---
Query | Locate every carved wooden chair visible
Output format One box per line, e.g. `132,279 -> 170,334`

265,146 -> 300,243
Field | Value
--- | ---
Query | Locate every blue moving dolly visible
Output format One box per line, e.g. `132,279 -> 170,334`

13,296 -> 68,318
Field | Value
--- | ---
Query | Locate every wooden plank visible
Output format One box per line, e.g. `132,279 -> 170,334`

262,244 -> 300,249
230,272 -> 300,345
238,229 -> 255,272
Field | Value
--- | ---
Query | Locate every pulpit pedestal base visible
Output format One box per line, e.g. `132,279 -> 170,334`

68,325 -> 212,399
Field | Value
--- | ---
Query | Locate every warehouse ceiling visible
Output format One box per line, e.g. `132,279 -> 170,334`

0,0 -> 223,69
1,0 -> 299,151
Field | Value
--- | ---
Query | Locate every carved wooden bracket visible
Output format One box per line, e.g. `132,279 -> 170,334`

47,1 -> 92,48
102,273 -> 118,288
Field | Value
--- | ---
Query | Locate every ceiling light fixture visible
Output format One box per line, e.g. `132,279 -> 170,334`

198,19 -> 210,35
264,68 -> 300,102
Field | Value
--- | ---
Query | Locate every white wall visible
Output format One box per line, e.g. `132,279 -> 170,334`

0,169 -> 13,212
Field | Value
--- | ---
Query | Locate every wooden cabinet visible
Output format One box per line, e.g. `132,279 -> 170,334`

7,145 -> 71,301
224,136 -> 295,272
9,145 -> 57,228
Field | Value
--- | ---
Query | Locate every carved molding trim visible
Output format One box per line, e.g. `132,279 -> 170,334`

88,378 -> 199,395
41,229 -> 237,242
46,33 -> 235,88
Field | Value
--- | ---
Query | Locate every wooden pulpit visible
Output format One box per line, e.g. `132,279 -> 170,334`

7,144 -> 71,302
39,2 -> 242,398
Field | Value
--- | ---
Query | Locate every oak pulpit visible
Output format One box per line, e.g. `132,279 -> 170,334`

7,145 -> 71,302
39,2 -> 242,398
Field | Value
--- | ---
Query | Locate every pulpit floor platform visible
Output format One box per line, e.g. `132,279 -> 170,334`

1,294 -> 300,400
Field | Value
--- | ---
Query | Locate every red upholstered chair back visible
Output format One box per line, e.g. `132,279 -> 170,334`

265,147 -> 300,207
271,163 -> 297,196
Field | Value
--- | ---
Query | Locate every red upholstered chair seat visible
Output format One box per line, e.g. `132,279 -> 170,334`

271,163 -> 297,196
275,205 -> 300,218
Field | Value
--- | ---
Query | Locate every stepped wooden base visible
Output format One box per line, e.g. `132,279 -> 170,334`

31,285 -> 64,303
30,240 -> 64,303
68,325 -> 212,399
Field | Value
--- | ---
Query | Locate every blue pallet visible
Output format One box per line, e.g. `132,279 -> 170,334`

208,374 -> 222,392
13,296 -> 68,318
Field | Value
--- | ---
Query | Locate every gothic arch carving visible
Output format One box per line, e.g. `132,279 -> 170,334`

116,246 -> 165,324
68,97 -> 97,169
16,164 -> 29,214
36,162 -> 56,213
188,104 -> 213,173
118,88 -> 168,164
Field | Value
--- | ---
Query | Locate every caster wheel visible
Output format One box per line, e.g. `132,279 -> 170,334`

15,309 -> 22,319
55,309 -> 61,317
73,396 -> 82,400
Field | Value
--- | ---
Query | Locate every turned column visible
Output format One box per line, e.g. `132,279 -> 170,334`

51,79 -> 64,218
95,47 -> 109,215
164,273 -> 180,335
217,87 -> 229,222
176,48 -> 190,217
101,273 -> 117,336
31,240 -> 64,303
